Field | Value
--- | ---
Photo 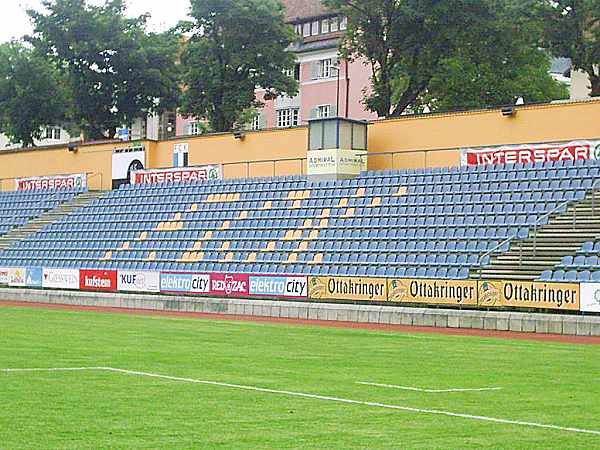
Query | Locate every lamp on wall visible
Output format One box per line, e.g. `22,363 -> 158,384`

67,143 -> 78,153
233,130 -> 246,140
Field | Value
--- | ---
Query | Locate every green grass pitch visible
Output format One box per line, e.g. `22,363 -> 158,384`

1,305 -> 600,449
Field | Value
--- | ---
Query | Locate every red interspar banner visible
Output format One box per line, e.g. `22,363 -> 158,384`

79,270 -> 117,292
15,173 -> 87,191
209,273 -> 250,297
461,140 -> 600,166
131,165 -> 222,185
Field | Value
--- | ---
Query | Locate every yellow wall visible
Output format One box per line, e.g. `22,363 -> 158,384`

1,99 -> 599,190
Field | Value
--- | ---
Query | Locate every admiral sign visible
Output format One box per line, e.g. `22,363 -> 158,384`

79,270 -> 117,292
131,165 -> 222,185
307,149 -> 367,177
42,268 -> 79,290
461,140 -> 600,167
15,173 -> 87,191
160,272 -> 210,294
388,278 -> 478,306
117,270 -> 160,293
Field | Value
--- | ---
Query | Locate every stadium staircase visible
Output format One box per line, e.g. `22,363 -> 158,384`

473,190 -> 600,281
0,191 -> 104,251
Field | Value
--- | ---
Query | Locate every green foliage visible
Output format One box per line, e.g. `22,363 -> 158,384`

0,41 -> 70,147
28,0 -> 181,140
180,0 -> 298,132
325,0 -> 568,117
544,0 -> 600,96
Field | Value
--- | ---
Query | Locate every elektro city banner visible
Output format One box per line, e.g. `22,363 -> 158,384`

249,276 -> 308,299
461,140 -> 600,166
131,165 -> 222,185
160,272 -> 211,294
15,173 -> 87,191
308,276 -> 387,302
478,280 -> 580,311
388,278 -> 478,306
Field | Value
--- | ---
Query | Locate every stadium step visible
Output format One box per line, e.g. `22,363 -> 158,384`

0,191 -> 105,251
472,189 -> 600,281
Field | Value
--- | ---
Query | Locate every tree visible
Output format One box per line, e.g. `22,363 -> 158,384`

325,0 -> 567,117
28,0 -> 180,140
544,0 -> 600,96
180,0 -> 298,132
0,41 -> 70,147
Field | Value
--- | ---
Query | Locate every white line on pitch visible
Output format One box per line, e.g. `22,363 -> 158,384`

357,381 -> 503,393
2,367 -> 599,437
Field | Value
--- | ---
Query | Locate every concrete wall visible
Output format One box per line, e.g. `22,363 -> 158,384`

1,99 -> 599,190
2,288 -> 600,337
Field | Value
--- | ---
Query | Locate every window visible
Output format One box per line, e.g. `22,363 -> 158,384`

294,63 -> 301,81
277,108 -> 300,128
251,115 -> 261,131
44,127 -> 61,140
188,121 -> 202,135
320,58 -> 333,78
321,18 -> 330,33
295,24 -> 302,36
311,20 -> 319,35
303,22 -> 311,37
330,17 -> 339,32
317,105 -> 331,119
340,16 -> 348,30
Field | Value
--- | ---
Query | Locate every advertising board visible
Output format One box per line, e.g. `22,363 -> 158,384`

309,276 -> 387,302
388,278 -> 478,306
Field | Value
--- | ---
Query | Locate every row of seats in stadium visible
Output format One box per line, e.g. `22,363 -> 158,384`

541,239 -> 600,281
0,188 -> 84,235
0,160 -> 596,279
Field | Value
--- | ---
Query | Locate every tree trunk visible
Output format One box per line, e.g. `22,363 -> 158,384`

591,75 -> 600,97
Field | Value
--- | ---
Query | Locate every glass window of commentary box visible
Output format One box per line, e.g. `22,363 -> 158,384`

308,117 -> 368,151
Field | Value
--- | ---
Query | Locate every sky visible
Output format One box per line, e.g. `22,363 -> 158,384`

0,0 -> 193,43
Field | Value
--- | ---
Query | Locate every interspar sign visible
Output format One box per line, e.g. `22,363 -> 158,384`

160,272 -> 210,294
309,276 -> 387,302
388,278 -> 478,306
42,268 -> 80,290
478,280 -> 579,311
117,270 -> 160,293
131,165 -> 222,185
79,270 -> 117,292
461,140 -> 600,166
15,173 -> 87,191
249,276 -> 308,299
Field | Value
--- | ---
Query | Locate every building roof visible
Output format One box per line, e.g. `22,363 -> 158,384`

281,0 -> 332,23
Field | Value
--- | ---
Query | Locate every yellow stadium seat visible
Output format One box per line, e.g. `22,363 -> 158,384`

369,197 -> 382,207
226,193 -> 235,202
286,253 -> 298,264
292,199 -> 302,209
343,207 -> 355,217
308,230 -> 319,240
146,251 -> 156,262
319,208 -> 330,218
205,194 -> 215,203
394,186 -> 408,196
220,241 -> 231,251
187,203 -> 198,212
119,241 -> 130,250
282,230 -> 295,240
354,187 -> 366,197
203,230 -> 213,240
293,229 -> 302,240
262,200 -> 272,209
234,193 -> 241,201
263,241 -> 276,252
173,212 -> 182,221
180,252 -> 191,262
100,250 -> 113,261
137,231 -> 148,241
222,252 -> 234,262
287,191 -> 297,200
220,220 -> 230,230
301,219 -> 313,228
338,198 -> 349,207
317,218 -> 329,228
302,190 -> 311,199
192,241 -> 203,251
294,241 -> 308,252
245,252 -> 257,263
308,253 -> 323,265
238,210 -> 248,220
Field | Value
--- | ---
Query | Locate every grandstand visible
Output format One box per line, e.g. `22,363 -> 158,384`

0,159 -> 597,283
